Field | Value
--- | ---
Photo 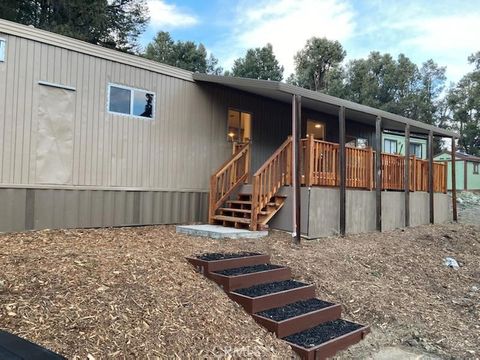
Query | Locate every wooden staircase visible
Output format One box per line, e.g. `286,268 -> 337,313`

213,190 -> 287,230
209,137 -> 293,231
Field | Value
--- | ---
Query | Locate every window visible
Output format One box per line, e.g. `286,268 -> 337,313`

384,139 -> 397,154
410,142 -> 423,158
346,136 -> 368,148
227,109 -> 251,143
108,84 -> 154,119
306,119 -> 325,140
0,39 -> 5,62
474,163 -> 479,174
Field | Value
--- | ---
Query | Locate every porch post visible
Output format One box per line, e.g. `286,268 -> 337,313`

451,137 -> 458,221
404,124 -> 410,227
338,106 -> 346,236
292,94 -> 301,244
375,116 -> 382,231
428,130 -> 434,224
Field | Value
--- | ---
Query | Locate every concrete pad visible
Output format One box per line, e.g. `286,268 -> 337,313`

176,224 -> 268,239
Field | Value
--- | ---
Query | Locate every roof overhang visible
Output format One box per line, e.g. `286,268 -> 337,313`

193,73 -> 459,138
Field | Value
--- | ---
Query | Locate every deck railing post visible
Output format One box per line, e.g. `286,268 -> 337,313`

305,135 -> 314,186
428,130 -> 434,224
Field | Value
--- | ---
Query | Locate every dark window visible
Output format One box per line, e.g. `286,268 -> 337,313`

384,139 -> 397,154
410,142 -> 423,158
108,84 -> 154,119
109,86 -> 131,115
474,163 -> 479,174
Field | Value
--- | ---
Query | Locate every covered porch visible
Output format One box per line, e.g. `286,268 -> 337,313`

194,74 -> 458,238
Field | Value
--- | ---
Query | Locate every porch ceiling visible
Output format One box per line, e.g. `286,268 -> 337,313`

193,74 -> 458,138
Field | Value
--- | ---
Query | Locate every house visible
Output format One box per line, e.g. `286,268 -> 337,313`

0,19 -> 458,237
434,151 -> 480,191
383,131 -> 427,159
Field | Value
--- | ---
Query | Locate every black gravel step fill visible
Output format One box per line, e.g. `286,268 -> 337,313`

256,298 -> 335,321
283,319 -> 363,348
214,264 -> 282,276
195,252 -> 261,261
234,280 -> 308,297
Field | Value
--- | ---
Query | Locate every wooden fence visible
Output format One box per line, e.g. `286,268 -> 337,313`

300,138 -> 446,193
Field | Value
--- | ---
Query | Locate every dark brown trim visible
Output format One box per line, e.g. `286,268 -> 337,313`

375,116 -> 382,231
464,160 -> 468,190
428,130 -> 434,224
295,95 -> 302,244
451,138 -> 457,221
404,124 -> 410,227
338,106 -> 346,236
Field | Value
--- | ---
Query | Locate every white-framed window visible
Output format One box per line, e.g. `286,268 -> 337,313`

107,83 -> 155,119
410,142 -> 423,158
0,38 -> 6,62
384,139 -> 397,154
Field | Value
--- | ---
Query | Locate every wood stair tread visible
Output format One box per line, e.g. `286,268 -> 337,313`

219,208 -> 251,214
226,200 -> 252,205
213,215 -> 251,224
220,208 -> 268,215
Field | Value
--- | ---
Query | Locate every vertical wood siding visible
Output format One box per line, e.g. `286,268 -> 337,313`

0,33 -> 229,191
0,32 -> 374,192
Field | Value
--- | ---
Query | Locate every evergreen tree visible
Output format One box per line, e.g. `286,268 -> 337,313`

144,31 -> 222,74
290,37 -> 346,91
231,44 -> 283,81
0,0 -> 149,52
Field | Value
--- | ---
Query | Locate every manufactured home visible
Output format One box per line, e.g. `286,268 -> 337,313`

383,131 -> 427,159
0,20 -> 458,237
435,151 -> 480,191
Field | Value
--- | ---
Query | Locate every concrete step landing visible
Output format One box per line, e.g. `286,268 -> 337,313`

176,224 -> 268,239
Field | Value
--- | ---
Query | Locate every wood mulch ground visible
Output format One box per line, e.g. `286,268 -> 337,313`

0,223 -> 478,359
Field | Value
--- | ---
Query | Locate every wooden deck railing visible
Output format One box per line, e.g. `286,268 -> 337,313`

299,138 -> 446,193
434,162 -> 447,193
381,153 -> 406,191
251,137 -> 292,230
301,137 -> 338,186
347,147 -> 374,189
208,143 -> 250,223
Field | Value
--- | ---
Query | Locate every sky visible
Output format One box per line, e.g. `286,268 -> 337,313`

139,0 -> 480,82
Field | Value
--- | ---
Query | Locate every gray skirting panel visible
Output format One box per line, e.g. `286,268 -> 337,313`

0,188 -> 209,233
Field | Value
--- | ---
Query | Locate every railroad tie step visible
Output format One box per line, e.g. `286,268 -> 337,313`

187,252 -> 369,359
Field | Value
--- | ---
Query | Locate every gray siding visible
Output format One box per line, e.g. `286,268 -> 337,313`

0,188 -> 208,233
0,31 -> 229,191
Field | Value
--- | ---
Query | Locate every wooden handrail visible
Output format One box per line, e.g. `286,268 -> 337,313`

299,138 -> 447,193
251,137 -> 292,230
208,143 -> 250,223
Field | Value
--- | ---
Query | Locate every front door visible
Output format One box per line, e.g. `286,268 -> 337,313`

227,108 -> 252,154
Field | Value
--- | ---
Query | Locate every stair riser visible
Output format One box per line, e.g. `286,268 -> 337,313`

229,285 -> 315,314
186,255 -> 270,275
209,268 -> 292,292
252,304 -> 342,338
286,326 -> 370,360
